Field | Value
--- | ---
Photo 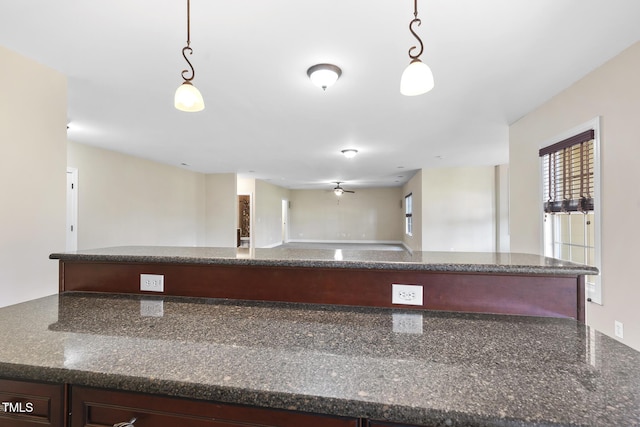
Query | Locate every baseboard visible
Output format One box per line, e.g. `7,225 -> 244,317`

286,239 -> 404,245
261,242 -> 283,248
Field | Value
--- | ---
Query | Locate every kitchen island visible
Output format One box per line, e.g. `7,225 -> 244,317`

0,292 -> 638,426
50,246 -> 598,321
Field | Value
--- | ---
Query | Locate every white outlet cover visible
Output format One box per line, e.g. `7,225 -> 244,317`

140,274 -> 165,292
614,320 -> 624,339
392,284 -> 423,306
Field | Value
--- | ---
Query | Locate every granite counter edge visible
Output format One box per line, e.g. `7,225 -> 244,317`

49,253 -> 598,276
0,362 -> 546,427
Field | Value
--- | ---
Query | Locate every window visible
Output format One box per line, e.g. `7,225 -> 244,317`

405,193 -> 413,236
540,127 -> 601,304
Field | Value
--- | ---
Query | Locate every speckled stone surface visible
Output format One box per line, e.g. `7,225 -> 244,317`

0,293 -> 637,426
49,246 -> 598,275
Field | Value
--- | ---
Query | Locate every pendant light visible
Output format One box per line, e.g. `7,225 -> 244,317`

400,0 -> 434,96
175,0 -> 205,112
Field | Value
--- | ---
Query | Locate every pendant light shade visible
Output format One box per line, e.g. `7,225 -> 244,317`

400,59 -> 434,96
175,81 -> 205,112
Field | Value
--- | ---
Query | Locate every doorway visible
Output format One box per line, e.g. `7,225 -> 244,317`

238,195 -> 251,247
66,167 -> 78,252
281,199 -> 289,244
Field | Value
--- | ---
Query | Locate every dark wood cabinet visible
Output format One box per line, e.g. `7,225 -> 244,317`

0,379 -> 65,427
71,386 -> 360,427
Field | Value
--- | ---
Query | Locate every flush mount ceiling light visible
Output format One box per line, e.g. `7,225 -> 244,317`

307,64 -> 342,91
341,149 -> 358,158
400,0 -> 435,96
175,0 -> 205,112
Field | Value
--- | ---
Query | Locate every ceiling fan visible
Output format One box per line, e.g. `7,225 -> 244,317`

333,182 -> 355,196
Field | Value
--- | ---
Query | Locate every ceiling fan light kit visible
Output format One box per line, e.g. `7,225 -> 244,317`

333,182 -> 355,196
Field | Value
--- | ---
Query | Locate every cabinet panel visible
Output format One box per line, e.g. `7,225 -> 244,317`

72,386 -> 359,427
0,379 -> 65,427
61,261 -> 584,321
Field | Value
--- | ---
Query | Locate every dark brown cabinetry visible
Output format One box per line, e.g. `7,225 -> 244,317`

0,379 -> 65,427
59,261 -> 586,321
71,386 -> 360,427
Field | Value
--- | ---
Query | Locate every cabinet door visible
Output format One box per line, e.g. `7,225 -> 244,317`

0,379 -> 65,427
72,386 -> 359,427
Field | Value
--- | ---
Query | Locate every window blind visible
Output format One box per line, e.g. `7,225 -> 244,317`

540,130 -> 595,213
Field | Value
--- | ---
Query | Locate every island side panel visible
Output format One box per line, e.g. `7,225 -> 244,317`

58,261 -> 584,320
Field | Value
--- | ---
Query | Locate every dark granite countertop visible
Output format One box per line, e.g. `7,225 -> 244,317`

49,246 -> 598,275
0,292 -> 637,426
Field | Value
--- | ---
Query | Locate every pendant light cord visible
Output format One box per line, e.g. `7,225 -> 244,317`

408,0 -> 424,60
186,0 -> 191,46
180,0 -> 196,82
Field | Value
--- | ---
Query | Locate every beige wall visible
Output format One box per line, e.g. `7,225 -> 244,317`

289,187 -> 404,243
403,167 -> 498,252
204,173 -> 237,247
254,180 -> 291,248
0,46 -> 66,307
402,170 -> 423,251
422,166 -> 497,252
509,41 -> 640,351
67,141 -> 206,248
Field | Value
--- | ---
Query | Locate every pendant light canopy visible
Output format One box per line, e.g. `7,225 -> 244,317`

400,0 -> 434,96
307,64 -> 342,91
175,0 -> 205,112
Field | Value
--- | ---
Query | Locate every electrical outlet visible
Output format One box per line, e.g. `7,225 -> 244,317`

140,274 -> 164,292
392,284 -> 423,306
614,320 -> 624,339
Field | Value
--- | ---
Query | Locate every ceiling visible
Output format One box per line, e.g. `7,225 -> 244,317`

1,1 -> 639,190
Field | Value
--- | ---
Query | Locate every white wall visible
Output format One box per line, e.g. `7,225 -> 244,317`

422,166 -> 497,252
289,187 -> 403,243
204,173 -> 237,247
509,41 -> 640,351
67,141 -> 206,248
237,176 -> 255,195
0,46 -> 66,307
254,180 -> 291,248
